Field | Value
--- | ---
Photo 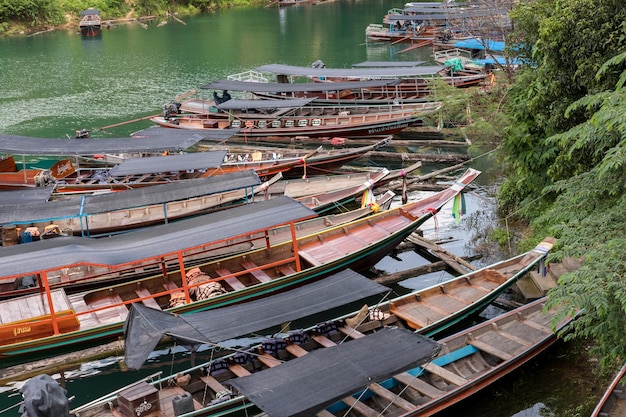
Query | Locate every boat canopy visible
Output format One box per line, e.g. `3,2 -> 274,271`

123,269 -> 390,369
0,170 -> 260,225
255,64 -> 444,78
230,327 -> 441,417
0,189 -> 53,206
108,150 -> 227,177
131,125 -> 237,143
0,127 -> 235,156
202,79 -> 399,92
215,98 -> 315,110
351,61 -> 425,68
0,196 -> 316,278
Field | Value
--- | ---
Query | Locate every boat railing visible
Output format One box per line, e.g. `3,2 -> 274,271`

227,70 -> 269,83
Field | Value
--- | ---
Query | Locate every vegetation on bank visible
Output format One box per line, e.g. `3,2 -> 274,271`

0,0 -> 257,35
499,0 -> 626,371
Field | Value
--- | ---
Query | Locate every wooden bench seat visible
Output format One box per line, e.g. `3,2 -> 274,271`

241,261 -> 272,283
277,264 -> 296,276
215,268 -> 247,291
134,287 -> 161,310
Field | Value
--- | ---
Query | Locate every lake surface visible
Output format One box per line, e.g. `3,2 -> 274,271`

0,2 -> 601,416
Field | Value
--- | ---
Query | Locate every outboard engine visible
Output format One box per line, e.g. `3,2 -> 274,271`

163,101 -> 181,119
311,59 -> 326,69
74,129 -> 91,139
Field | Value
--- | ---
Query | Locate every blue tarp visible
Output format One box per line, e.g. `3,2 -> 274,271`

454,39 -> 505,52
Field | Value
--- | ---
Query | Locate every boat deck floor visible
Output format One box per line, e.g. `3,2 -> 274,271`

298,215 -> 411,265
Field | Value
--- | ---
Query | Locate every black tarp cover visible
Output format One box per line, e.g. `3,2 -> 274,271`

130,126 -> 237,143
108,150 -> 227,177
0,197 -> 316,278
0,130 -> 216,156
0,188 -> 53,206
201,79 -> 399,92
19,374 -> 69,417
230,327 -> 441,417
255,64 -> 445,78
0,170 -> 260,224
123,269 -> 389,369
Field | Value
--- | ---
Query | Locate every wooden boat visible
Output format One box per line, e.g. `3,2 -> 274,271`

69,245 -> 562,417
0,192 -> 395,299
591,363 -> 626,417
0,169 -> 478,362
254,62 -> 488,91
0,129 -> 224,190
0,168 -> 391,238
256,167 -> 390,213
234,296 -> 572,417
79,8 -> 102,37
183,77 -> 434,109
151,99 -> 437,139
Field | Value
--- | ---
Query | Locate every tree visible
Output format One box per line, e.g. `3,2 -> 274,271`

540,51 -> 626,368
498,0 -> 626,219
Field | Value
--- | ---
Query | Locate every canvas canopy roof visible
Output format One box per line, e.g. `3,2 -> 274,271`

256,64 -> 444,78
123,269 -> 390,369
0,196 -> 316,278
202,79 -> 398,92
0,170 -> 260,225
0,127 -> 234,156
230,327 -> 441,417
108,150 -> 226,177
215,98 -> 315,110
0,188 -> 53,206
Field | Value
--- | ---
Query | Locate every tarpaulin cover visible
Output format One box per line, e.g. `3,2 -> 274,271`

256,64 -> 444,78
0,129 -> 227,156
19,374 -> 69,417
0,197 -> 316,278
230,327 -> 441,417
0,170 -> 260,224
123,269 -> 389,369
108,151 -> 227,177
131,126 -> 238,143
0,188 -> 53,206
202,79 -> 398,92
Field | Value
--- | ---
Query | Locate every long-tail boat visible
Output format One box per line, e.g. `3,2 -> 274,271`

68,239 -> 563,417
591,362 -> 626,417
235,296 -> 572,417
0,168 -> 478,363
0,167 -> 391,237
151,99 -> 436,139
0,191 -> 395,299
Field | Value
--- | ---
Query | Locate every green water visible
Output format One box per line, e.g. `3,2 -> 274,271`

0,2 -> 599,416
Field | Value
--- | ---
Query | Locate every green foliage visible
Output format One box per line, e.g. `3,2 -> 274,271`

500,0 -> 626,369
499,0 -> 626,220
